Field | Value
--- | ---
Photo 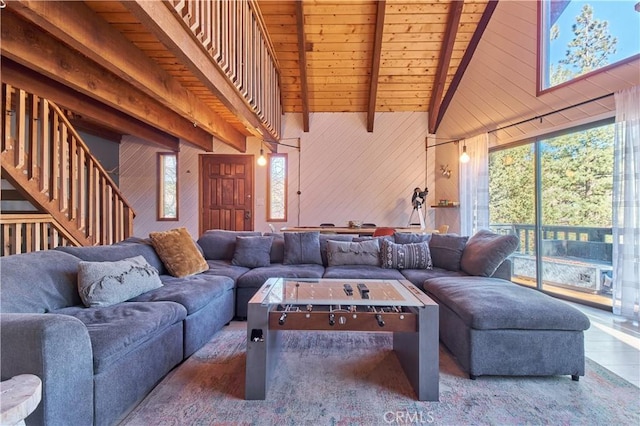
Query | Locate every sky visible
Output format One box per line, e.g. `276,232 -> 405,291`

549,0 -> 640,66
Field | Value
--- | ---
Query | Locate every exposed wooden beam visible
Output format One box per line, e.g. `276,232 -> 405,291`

367,0 -> 386,133
435,1 -> 499,132
0,12 -> 207,151
122,0 -> 274,143
1,59 -> 180,151
7,0 -> 246,151
296,1 -> 310,132
428,0 -> 464,134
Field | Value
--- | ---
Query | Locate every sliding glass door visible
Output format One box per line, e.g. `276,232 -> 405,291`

489,121 -> 614,307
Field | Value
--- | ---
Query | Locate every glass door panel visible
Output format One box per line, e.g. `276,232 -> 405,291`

489,144 -> 537,288
539,124 -> 614,305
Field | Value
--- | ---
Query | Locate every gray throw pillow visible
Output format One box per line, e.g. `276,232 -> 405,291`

460,229 -> 519,277
231,236 -> 273,268
320,234 -> 355,266
326,239 -> 380,267
429,234 -> 469,271
283,232 -> 323,265
394,232 -> 432,244
77,255 -> 163,307
380,240 -> 433,269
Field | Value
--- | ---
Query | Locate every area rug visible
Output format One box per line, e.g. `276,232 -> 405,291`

121,324 -> 639,425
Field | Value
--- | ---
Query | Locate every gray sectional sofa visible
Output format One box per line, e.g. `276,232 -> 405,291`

0,228 -> 589,426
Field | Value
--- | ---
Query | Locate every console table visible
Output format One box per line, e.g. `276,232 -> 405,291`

280,226 -> 437,235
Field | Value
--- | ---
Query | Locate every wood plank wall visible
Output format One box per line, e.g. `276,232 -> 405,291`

278,112 -> 434,229
119,112 -> 436,236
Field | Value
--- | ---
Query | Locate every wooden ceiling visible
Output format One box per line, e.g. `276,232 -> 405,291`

3,0 -> 494,149
259,0 -> 492,132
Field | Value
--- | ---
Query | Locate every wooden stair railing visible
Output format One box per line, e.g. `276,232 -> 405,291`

0,213 -> 79,255
1,83 -> 135,248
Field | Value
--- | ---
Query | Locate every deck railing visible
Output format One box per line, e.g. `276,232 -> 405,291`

170,0 -> 282,139
1,83 -> 135,249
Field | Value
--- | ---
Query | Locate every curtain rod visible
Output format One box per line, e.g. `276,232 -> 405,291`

426,92 -> 614,149
488,92 -> 614,134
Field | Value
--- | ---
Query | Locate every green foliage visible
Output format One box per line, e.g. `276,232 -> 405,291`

489,4 -> 615,230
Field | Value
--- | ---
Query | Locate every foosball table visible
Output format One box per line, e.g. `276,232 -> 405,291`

245,278 -> 439,401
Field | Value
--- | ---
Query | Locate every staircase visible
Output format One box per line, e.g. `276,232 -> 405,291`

1,83 -> 135,255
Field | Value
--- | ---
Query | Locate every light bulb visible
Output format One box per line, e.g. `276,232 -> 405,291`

257,149 -> 267,166
460,145 -> 470,163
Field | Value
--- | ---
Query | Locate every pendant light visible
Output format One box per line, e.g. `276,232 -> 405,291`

257,144 -> 267,166
460,143 -> 470,163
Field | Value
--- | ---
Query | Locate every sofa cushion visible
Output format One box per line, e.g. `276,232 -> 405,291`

197,230 -> 262,260
323,265 -> 404,280
423,276 -> 591,331
231,236 -> 273,268
429,234 -> 468,271
203,260 -> 250,281
55,301 -> 187,373
149,228 -> 208,278
236,264 -> 325,289
0,250 -> 82,313
265,233 -> 285,263
326,239 -> 380,266
394,232 -> 432,244
400,267 -> 468,289
130,274 -> 234,314
57,238 -> 167,275
380,240 -> 432,270
283,232 -> 323,265
319,234 -> 354,266
77,256 -> 163,307
460,229 -> 519,277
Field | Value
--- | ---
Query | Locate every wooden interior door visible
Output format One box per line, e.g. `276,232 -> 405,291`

200,154 -> 254,233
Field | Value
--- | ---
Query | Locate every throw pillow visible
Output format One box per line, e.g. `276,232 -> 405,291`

326,239 -> 381,267
319,234 -> 355,266
231,236 -> 273,268
77,255 -> 163,307
394,232 -> 432,244
380,240 -> 433,270
428,234 -> 468,271
460,229 -> 519,277
149,227 -> 209,277
283,232 -> 323,265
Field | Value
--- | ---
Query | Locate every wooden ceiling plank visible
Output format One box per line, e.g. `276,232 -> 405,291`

434,0 -> 498,133
0,12 -> 211,150
296,0 -> 310,132
7,0 -> 245,151
367,0 -> 386,132
428,0 -> 464,134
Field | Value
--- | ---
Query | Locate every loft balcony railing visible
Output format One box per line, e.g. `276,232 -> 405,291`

170,0 -> 282,139
1,83 -> 135,251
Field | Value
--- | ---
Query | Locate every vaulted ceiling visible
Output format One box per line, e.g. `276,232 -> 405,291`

2,0 -> 495,149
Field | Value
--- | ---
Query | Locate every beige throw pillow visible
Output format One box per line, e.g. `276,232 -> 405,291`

149,228 -> 208,278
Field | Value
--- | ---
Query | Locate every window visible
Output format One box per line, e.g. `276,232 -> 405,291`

157,152 -> 178,220
539,0 -> 640,92
267,153 -> 287,221
489,120 -> 615,308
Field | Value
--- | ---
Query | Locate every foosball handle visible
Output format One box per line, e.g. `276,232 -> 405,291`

375,313 -> 385,327
278,312 -> 287,325
329,313 -> 335,326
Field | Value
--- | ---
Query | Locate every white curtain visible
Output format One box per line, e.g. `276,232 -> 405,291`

612,86 -> 640,321
459,133 -> 489,236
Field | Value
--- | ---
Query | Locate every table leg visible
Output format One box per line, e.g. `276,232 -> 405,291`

393,303 -> 439,401
245,301 -> 280,400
